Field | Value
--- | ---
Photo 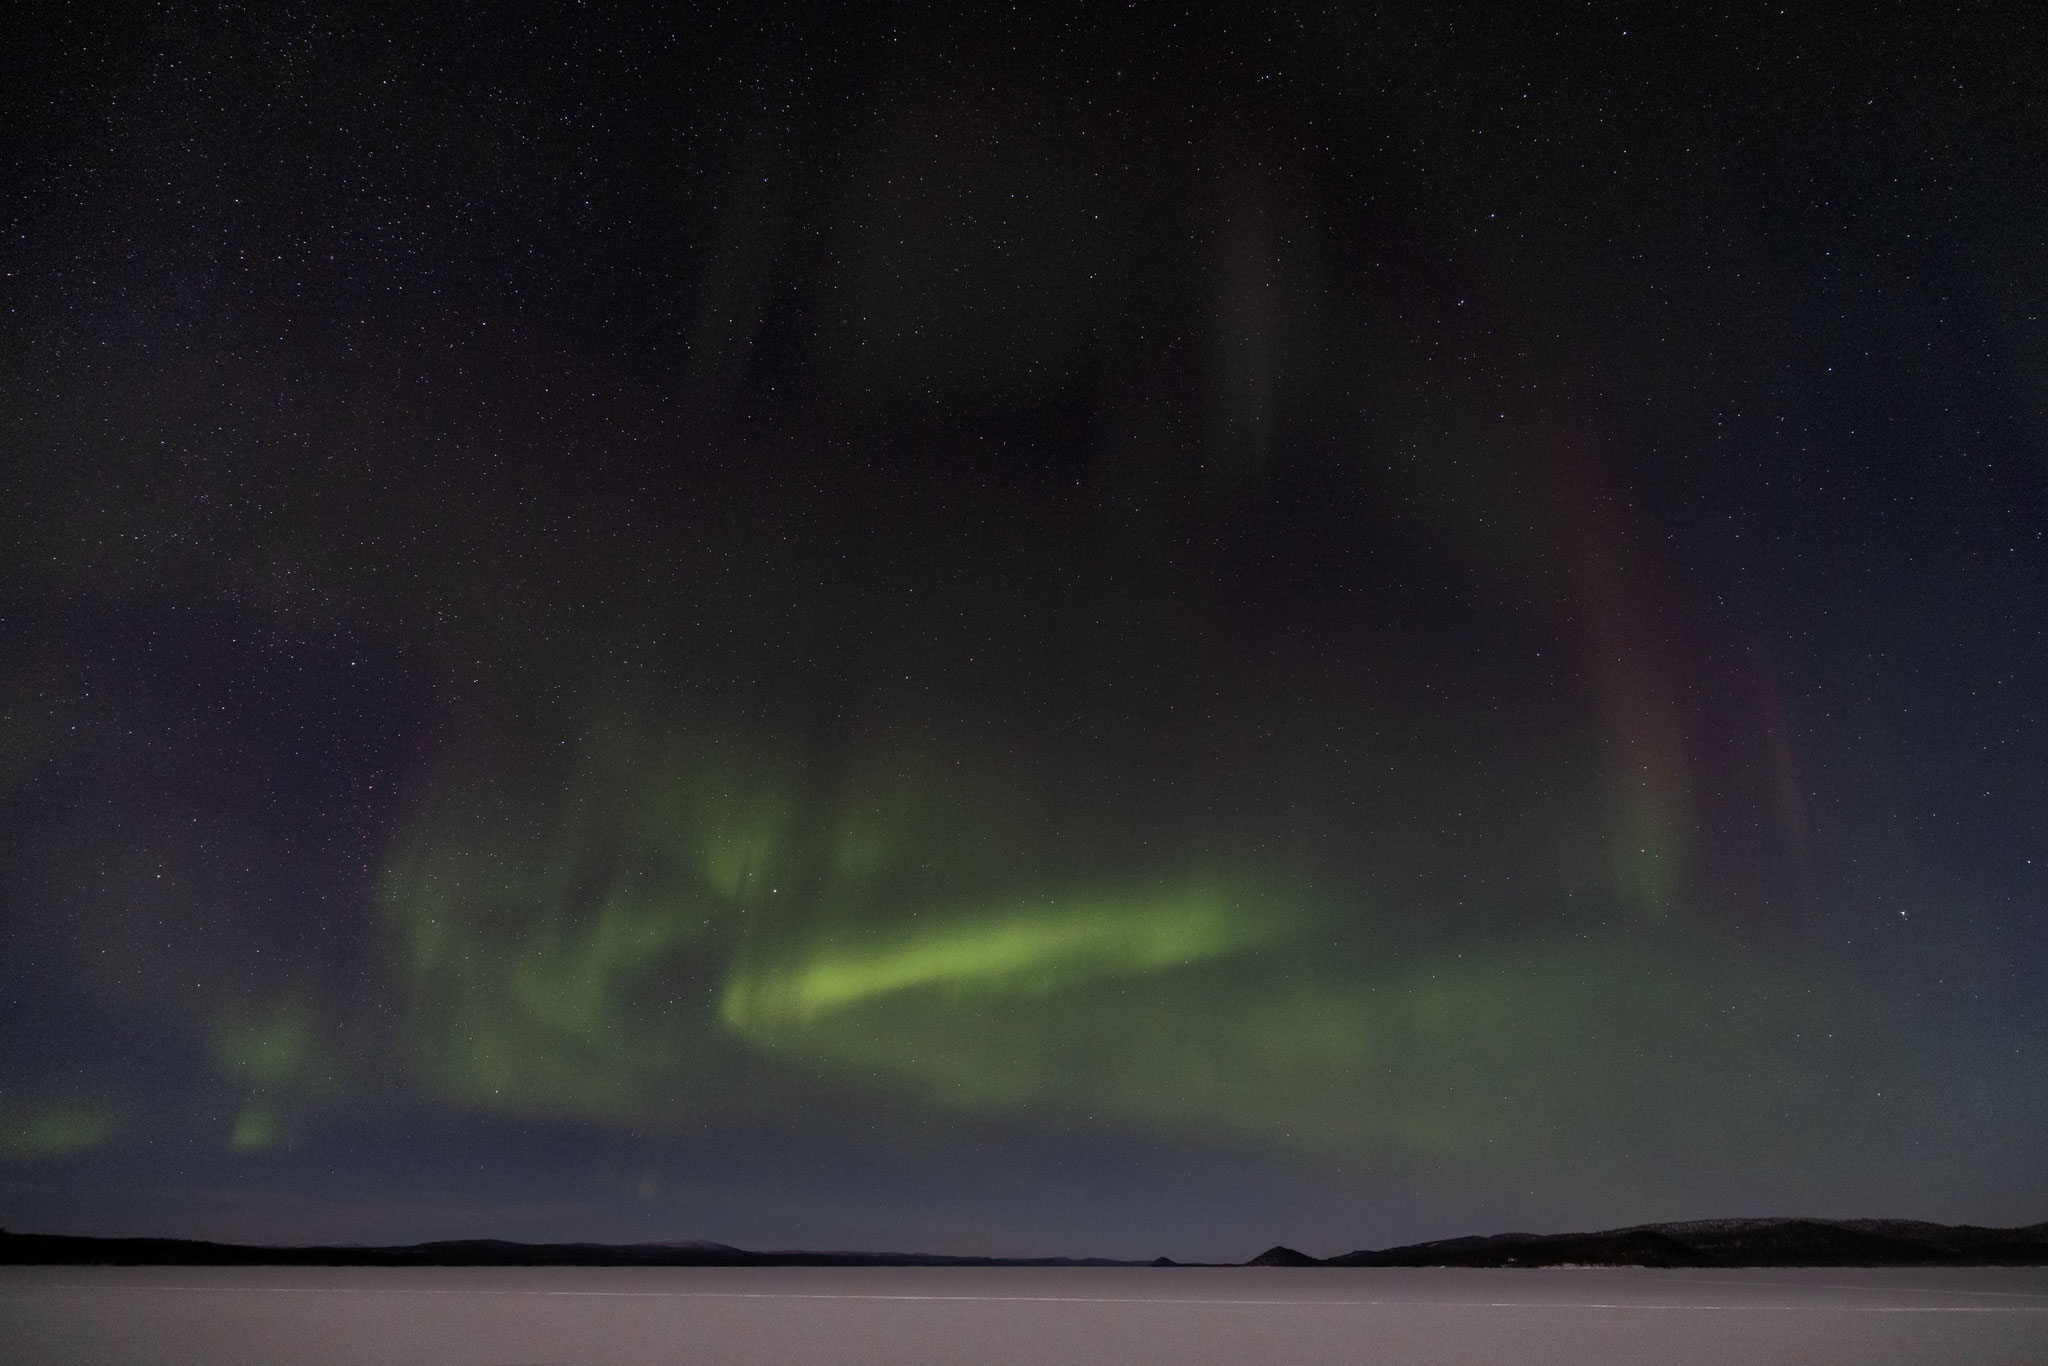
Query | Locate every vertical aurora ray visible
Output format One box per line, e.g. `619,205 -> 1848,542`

1546,437 -> 1698,920
377,721 -> 764,1124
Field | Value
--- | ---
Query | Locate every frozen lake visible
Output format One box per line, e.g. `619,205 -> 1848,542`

4,1263 -> 2047,1364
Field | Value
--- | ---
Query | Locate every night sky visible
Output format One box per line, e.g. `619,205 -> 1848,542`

4,4 -> 2045,1262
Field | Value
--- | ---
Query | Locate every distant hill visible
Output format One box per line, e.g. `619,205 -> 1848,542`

0,1230 -> 1150,1269
1318,1218 -> 2048,1267
5,1217 -> 2044,1268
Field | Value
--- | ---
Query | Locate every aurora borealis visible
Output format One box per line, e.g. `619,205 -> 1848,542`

4,5 -> 2045,1260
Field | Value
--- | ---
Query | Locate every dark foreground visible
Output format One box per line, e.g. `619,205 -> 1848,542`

3,1265 -> 2046,1365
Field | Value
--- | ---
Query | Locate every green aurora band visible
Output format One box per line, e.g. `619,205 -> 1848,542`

369,708 -> 1832,1173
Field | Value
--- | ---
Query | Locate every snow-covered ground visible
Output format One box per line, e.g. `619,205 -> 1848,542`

4,1263 -> 2046,1364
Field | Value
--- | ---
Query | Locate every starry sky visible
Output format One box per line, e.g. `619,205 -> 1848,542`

3,3 -> 2045,1262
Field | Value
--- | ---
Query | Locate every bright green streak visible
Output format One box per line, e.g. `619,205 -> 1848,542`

722,885 -> 1271,1028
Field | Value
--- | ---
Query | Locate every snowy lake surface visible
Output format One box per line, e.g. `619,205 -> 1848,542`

4,1263 -> 2047,1364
